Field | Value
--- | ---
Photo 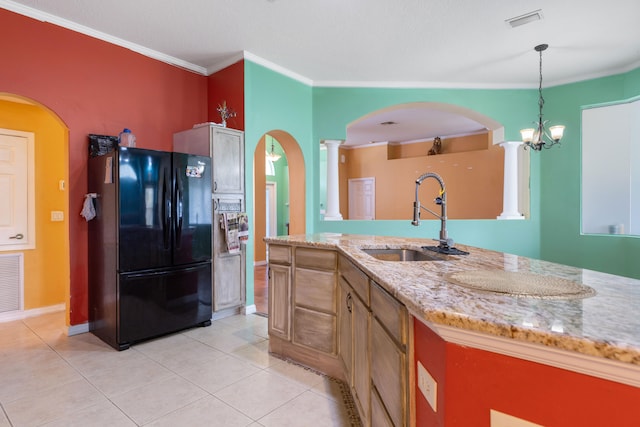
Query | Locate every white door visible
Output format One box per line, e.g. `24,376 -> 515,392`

348,177 -> 375,220
266,182 -> 277,237
0,129 -> 34,250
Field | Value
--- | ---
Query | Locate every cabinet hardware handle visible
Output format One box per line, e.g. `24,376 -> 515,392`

346,292 -> 352,313
214,181 -> 217,192
9,233 -> 24,240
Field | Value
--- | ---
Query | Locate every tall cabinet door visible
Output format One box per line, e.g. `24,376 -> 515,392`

211,127 -> 244,195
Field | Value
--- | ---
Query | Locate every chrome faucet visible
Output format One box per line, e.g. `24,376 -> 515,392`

411,172 -> 453,249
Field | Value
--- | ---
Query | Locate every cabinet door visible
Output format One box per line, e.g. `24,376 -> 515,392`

268,263 -> 291,340
212,209 -> 245,312
212,128 -> 244,194
371,317 -> 407,427
352,292 -> 371,426
213,252 -> 244,311
338,278 -> 353,385
371,387 -> 395,427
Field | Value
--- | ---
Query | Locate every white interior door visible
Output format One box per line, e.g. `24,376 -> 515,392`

266,182 -> 277,237
0,129 -> 34,250
348,177 -> 375,220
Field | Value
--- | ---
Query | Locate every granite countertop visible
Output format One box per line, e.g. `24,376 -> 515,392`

265,233 -> 640,367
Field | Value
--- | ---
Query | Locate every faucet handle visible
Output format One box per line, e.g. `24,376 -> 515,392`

435,237 -> 454,248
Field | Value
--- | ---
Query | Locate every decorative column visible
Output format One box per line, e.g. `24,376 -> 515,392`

324,140 -> 343,220
497,141 -> 525,220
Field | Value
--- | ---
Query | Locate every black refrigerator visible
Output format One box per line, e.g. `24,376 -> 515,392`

88,146 -> 212,350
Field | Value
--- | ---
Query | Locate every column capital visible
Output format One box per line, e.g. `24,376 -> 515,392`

498,140 -> 524,148
323,139 -> 343,147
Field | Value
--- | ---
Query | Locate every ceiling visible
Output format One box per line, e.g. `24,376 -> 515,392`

4,0 -> 640,144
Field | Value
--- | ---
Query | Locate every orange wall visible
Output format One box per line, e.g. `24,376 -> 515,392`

254,137 -> 267,262
414,319 -> 640,426
0,9 -> 208,325
0,100 -> 69,310
339,136 -> 503,220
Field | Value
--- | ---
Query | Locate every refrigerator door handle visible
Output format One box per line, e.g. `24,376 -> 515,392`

162,167 -> 172,250
174,167 -> 184,248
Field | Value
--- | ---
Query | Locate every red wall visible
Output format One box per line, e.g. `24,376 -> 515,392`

1,9 -> 208,324
414,319 -> 640,426
207,61 -> 245,131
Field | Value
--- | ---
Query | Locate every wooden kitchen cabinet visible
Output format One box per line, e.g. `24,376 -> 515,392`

267,244 -> 411,426
268,245 -> 292,341
338,255 -> 371,426
267,244 -> 343,378
210,127 -> 244,195
293,247 -> 337,354
370,280 -> 409,427
338,277 -> 353,382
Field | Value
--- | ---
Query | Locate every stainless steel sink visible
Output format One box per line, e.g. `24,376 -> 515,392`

361,248 -> 446,262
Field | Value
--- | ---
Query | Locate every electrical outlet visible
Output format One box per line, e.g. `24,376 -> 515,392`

51,211 -> 64,222
417,361 -> 437,412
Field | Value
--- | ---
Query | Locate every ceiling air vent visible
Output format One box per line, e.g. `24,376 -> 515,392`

505,9 -> 543,28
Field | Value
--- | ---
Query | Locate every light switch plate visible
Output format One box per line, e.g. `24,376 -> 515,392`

417,361 -> 437,412
490,410 -> 543,427
51,211 -> 64,222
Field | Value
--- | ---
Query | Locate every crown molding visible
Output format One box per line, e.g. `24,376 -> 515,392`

205,52 -> 246,75
4,0 -> 638,87
0,0 -> 207,75
242,51 -> 313,86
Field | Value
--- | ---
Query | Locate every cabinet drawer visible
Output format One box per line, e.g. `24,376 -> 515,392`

293,307 -> 336,354
371,281 -> 408,347
295,247 -> 336,270
338,255 -> 370,305
294,268 -> 336,313
269,245 -> 291,265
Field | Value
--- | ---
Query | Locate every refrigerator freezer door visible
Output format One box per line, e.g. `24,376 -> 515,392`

118,262 -> 212,346
118,148 -> 172,272
172,152 -> 212,265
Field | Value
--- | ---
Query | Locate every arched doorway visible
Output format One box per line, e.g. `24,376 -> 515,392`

0,93 -> 71,324
253,130 -> 305,314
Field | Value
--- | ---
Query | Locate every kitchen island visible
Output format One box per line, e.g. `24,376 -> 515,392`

265,233 -> 640,426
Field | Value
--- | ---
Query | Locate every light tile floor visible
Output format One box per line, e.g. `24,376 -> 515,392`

0,311 -> 357,426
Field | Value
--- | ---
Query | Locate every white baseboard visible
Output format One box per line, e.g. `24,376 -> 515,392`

0,303 -> 65,323
243,304 -> 257,315
67,322 -> 89,336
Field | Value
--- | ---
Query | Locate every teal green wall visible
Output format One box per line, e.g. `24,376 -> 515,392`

541,69 -> 640,278
244,61 -> 314,305
244,61 -> 640,311
312,87 -> 542,258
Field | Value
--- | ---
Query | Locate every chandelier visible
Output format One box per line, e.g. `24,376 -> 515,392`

266,138 -> 281,162
520,44 -> 565,151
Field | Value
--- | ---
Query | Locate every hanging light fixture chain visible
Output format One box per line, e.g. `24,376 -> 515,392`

538,44 -> 545,123
520,43 -> 564,151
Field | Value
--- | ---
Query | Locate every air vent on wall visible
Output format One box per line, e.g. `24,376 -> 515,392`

505,10 -> 543,28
